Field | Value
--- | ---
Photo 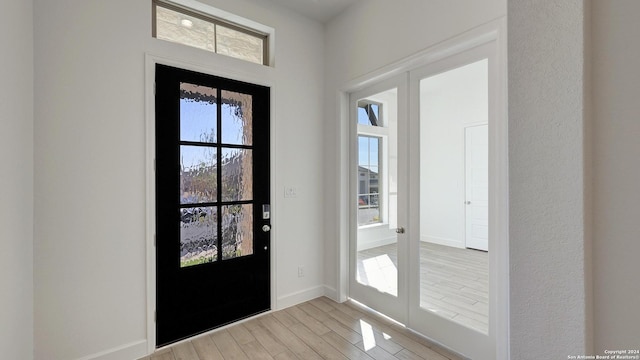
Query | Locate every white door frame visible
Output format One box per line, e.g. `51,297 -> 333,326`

335,18 -> 509,359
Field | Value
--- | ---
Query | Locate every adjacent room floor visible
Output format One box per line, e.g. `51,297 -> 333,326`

357,242 -> 489,333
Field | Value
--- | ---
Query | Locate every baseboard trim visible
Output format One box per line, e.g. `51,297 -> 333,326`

276,285 -> 325,309
323,285 -> 337,301
74,339 -> 147,360
357,237 -> 396,251
421,235 -> 464,249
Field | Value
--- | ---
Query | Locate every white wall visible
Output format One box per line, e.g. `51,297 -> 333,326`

508,1 -> 591,358
33,0 -> 325,359
592,0 -> 640,351
420,59 -> 488,248
323,0 -> 505,299
0,0 -> 34,359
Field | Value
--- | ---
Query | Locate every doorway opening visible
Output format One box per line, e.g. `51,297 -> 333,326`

345,29 -> 507,359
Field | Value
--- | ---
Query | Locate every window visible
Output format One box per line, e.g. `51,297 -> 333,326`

153,0 -> 268,65
358,136 -> 381,225
358,101 -> 382,126
357,101 -> 383,226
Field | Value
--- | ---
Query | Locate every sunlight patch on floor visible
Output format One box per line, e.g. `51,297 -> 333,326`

359,319 -> 377,351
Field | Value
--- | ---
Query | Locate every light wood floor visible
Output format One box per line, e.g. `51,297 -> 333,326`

142,297 -> 464,360
357,242 -> 488,333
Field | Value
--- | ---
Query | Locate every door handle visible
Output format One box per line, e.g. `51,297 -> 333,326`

465,201 -> 471,205
395,227 -> 405,234
262,225 -> 271,232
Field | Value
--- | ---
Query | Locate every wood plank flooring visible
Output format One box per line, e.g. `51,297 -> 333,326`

357,242 -> 488,333
141,297 -> 463,360
420,242 -> 488,333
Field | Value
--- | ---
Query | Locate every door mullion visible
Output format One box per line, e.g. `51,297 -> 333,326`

216,87 -> 223,262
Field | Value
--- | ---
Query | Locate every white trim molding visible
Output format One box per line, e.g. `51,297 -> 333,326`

74,340 -> 147,360
276,286 -> 326,310
158,0 -> 276,67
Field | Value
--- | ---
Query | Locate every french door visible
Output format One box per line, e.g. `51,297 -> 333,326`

349,75 -> 409,324
350,42 -> 497,359
155,64 -> 271,347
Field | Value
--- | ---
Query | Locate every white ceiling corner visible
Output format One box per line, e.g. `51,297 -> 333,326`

265,0 -> 361,23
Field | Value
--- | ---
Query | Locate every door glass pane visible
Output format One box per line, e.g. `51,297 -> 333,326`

419,59 -> 489,334
222,204 -> 253,260
221,148 -> 253,202
180,83 -> 217,143
356,88 -> 398,296
180,145 -> 217,204
180,206 -> 217,267
221,90 -> 253,145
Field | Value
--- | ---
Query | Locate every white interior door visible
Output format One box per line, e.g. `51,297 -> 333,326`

465,124 -> 489,251
349,74 -> 408,324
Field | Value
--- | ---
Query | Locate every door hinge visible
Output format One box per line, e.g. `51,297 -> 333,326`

153,158 -> 156,171
153,234 -> 156,247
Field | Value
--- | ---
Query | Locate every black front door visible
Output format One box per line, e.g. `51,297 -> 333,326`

155,64 -> 271,347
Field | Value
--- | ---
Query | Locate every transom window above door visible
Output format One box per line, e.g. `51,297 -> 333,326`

358,101 -> 382,126
152,0 -> 270,66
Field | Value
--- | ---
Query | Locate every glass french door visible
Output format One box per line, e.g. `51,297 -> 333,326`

349,75 -> 408,324
350,42 -> 497,359
407,44 -> 495,359
155,64 -> 271,346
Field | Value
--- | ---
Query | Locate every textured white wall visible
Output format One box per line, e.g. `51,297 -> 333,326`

0,0 -> 34,359
508,1 -> 591,358
33,0 -> 324,358
323,0 -> 506,299
592,0 -> 640,352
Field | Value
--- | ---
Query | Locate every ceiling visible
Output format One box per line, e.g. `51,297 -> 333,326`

266,0 -> 361,23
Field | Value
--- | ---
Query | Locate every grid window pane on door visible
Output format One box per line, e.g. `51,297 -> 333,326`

179,82 -> 255,267
221,204 -> 253,259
